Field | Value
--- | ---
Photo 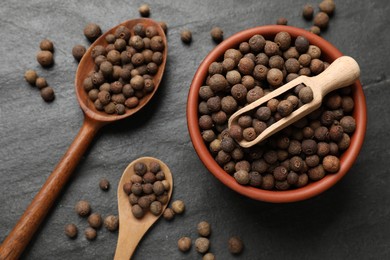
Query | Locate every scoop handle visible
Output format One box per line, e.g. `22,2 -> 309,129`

0,117 -> 104,260
313,56 -> 360,96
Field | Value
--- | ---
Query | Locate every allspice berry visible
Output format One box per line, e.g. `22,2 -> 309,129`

228,236 -> 244,254
203,253 -> 216,260
302,4 -> 314,20
163,208 -> 175,221
72,45 -> 86,61
314,12 -> 330,30
88,213 -> 103,229
40,39 -> 54,52
197,221 -> 211,237
24,70 -> 38,85
85,227 -> 97,240
276,17 -> 288,25
195,237 -> 210,254
37,51 -> 54,67
172,200 -> 185,214
322,155 -> 340,173
178,237 -> 192,252
181,30 -> 192,44
138,4 -> 150,17
84,23 -> 102,42
99,178 -> 110,191
35,77 -> 47,89
75,200 -> 91,217
64,223 -> 78,239
210,27 -> 223,43
40,87 -> 55,102
104,215 -> 119,231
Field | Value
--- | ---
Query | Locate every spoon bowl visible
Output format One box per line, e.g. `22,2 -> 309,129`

76,18 -> 167,123
0,18 -> 167,260
115,157 -> 173,260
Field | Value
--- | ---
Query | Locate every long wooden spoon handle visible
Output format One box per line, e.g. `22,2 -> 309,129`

0,117 -> 103,260
314,56 -> 360,96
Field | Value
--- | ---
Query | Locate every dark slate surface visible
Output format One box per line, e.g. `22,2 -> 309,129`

1,0 -> 389,259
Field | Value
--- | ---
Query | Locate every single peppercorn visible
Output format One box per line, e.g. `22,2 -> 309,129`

267,68 -> 283,87
178,237 -> 192,252
228,236 -> 244,254
276,17 -> 288,25
72,45 -> 86,61
310,26 -> 321,35
277,100 -> 294,117
84,23 -> 102,42
40,87 -> 55,102
234,170 -> 250,185
197,221 -> 211,237
314,12 -> 330,30
323,155 -> 340,173
172,200 -> 185,214
35,77 -> 47,89
138,4 -> 150,17
88,213 -> 103,229
319,0 -> 336,16
75,200 -> 91,217
181,29 -> 192,44
85,227 -> 97,240
40,39 -> 54,52
150,201 -> 163,215
37,51 -> 54,67
104,215 -> 119,231
163,208 -> 175,221
64,223 -> 78,239
99,178 -> 110,191
210,27 -> 223,43
24,70 -> 38,85
340,116 -> 356,134
195,237 -> 210,254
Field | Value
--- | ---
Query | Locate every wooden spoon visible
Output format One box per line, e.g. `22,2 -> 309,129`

228,56 -> 360,148
114,157 -> 173,260
0,18 -> 167,260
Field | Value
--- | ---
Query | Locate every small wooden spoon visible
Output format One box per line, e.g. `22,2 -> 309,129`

114,157 -> 173,260
228,56 -> 360,148
0,19 -> 167,259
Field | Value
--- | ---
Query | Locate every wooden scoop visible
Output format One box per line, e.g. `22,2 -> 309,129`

228,56 -> 360,148
0,19 -> 167,260
114,157 -> 173,260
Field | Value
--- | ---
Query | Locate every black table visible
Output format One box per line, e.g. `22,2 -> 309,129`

1,0 -> 389,259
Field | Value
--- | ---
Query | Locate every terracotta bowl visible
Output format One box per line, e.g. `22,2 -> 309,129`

187,25 -> 367,203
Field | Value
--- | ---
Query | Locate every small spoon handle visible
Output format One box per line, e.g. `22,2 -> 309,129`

0,117 -> 104,260
114,222 -> 146,260
312,56 -> 360,97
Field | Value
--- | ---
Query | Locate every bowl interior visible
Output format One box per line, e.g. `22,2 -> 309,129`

187,25 -> 367,203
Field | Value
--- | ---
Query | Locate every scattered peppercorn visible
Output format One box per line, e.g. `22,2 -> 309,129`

178,237 -> 192,252
276,17 -> 288,25
172,200 -> 185,214
104,215 -> 119,231
40,87 -> 55,102
210,27 -> 223,43
138,4 -> 150,17
195,237 -> 210,254
64,223 -> 78,239
302,4 -> 314,20
85,227 -> 97,240
197,221 -> 211,237
181,30 -> 192,44
24,70 -> 38,85
163,208 -> 175,221
99,178 -> 110,191
228,236 -> 244,254
40,39 -> 54,52
75,200 -> 91,217
84,23 -> 102,42
88,213 -> 103,229
37,51 -> 54,67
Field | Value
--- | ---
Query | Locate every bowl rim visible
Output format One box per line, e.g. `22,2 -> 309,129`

187,25 -> 367,203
